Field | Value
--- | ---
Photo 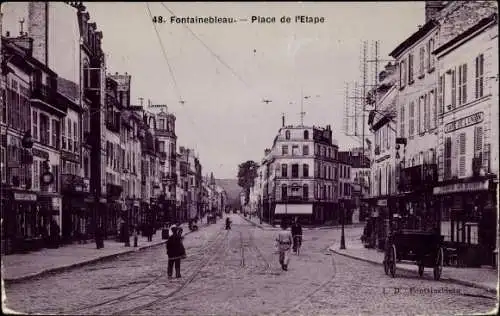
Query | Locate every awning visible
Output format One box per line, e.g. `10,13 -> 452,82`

433,180 -> 489,195
275,204 -> 313,215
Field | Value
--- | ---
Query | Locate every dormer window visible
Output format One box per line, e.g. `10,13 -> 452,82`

304,130 -> 309,139
285,130 -> 290,140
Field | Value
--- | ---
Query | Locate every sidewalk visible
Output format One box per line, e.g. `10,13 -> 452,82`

1,221 -> 201,283
328,227 -> 498,294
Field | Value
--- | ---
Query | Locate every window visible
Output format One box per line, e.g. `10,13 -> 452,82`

281,184 -> 287,199
61,119 -> 66,150
474,126 -> 483,157
304,130 -> 309,139
450,68 -> 457,109
424,93 -> 430,131
159,119 -> 165,130
281,164 -> 288,178
159,141 -> 165,153
459,133 -> 466,177
438,75 -> 445,114
303,164 -> 309,177
52,165 -> 59,193
427,38 -> 435,70
303,184 -> 309,200
1,86 -> 6,124
52,119 -> 60,149
67,119 -> 72,152
409,101 -> 415,136
475,54 -> 484,99
347,166 -> 350,178
303,145 -> 309,156
408,53 -> 414,83
339,164 -> 343,178
32,110 -> 38,140
458,64 -> 468,105
73,121 -> 78,152
285,130 -> 290,140
399,59 -> 407,88
430,89 -> 437,129
444,137 -> 452,180
419,46 -> 425,77
399,104 -> 405,137
39,114 -> 50,145
291,164 -> 299,178
282,145 -> 288,155
292,145 -> 299,156
0,147 -> 5,183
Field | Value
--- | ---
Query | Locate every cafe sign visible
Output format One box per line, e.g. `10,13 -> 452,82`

444,112 -> 484,133
14,192 -> 37,201
433,180 -> 489,195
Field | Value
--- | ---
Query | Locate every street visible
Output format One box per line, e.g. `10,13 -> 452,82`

3,215 -> 496,315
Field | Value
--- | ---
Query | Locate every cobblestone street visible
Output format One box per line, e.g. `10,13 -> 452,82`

3,215 -> 496,315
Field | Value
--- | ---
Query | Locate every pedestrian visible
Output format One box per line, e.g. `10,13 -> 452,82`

50,219 -> 61,248
291,217 -> 303,254
275,220 -> 293,271
166,225 -> 186,278
133,225 -> 138,247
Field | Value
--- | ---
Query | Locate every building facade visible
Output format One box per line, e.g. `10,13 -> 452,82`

433,13 -> 498,266
260,122 -> 339,225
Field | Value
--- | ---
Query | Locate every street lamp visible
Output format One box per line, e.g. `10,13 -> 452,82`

340,201 -> 346,249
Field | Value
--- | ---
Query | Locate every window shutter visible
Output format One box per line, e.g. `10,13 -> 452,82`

459,133 -> 466,176
474,126 -> 483,153
444,137 -> 452,179
462,64 -> 467,104
451,68 -> 456,108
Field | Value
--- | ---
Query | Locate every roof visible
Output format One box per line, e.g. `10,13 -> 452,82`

389,20 -> 439,58
433,13 -> 498,57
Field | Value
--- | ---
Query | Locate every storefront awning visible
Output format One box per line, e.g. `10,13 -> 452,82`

275,204 -> 313,215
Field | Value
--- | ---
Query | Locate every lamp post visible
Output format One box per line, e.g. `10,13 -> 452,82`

340,201 -> 346,249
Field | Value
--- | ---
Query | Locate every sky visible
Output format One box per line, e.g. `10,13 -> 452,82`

2,2 -> 425,179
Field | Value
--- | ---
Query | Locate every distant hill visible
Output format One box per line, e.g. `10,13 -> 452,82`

215,178 -> 242,207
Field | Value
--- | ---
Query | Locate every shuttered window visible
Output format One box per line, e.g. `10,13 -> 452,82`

444,137 -> 452,180
459,133 -> 466,177
409,101 -> 415,136
474,126 -> 483,155
400,104 -> 405,138
475,54 -> 484,99
458,64 -> 468,105
438,75 -> 445,114
408,53 -> 414,83
451,68 -> 456,108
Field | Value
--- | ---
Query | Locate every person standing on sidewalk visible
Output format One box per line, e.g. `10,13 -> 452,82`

275,221 -> 293,271
291,217 -> 302,254
132,225 -> 138,247
166,225 -> 186,278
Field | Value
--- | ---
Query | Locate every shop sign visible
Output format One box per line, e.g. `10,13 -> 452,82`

14,192 -> 37,201
377,199 -> 387,206
444,112 -> 484,133
433,180 -> 489,195
32,148 -> 50,159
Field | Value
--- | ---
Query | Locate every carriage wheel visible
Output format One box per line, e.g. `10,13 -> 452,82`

418,264 -> 424,277
433,247 -> 444,281
389,245 -> 396,278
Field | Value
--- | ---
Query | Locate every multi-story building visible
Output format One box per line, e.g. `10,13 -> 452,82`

366,62 -> 399,235
349,152 -> 371,222
1,34 -> 64,254
337,151 -> 353,224
154,109 -> 177,224
433,13 -> 498,266
263,120 -> 339,225
58,78 -> 90,243
390,18 -> 440,234
141,112 -> 161,228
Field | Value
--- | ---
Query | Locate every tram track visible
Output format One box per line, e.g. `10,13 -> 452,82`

67,229 -> 228,315
107,229 -> 230,315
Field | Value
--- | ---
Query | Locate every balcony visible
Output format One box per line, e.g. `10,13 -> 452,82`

398,163 -> 437,192
61,174 -> 89,193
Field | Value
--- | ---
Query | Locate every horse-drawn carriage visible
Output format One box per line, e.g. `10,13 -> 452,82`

383,211 -> 444,280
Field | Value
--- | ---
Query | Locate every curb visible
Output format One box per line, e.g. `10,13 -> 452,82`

328,247 -> 497,294
239,216 -> 275,230
3,225 -> 199,284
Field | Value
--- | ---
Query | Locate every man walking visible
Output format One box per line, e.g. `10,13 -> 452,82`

275,221 -> 293,271
166,225 -> 186,278
291,217 -> 303,254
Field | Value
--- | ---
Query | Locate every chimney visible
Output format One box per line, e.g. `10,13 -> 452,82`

282,114 -> 285,127
425,1 -> 447,23
28,2 -> 49,65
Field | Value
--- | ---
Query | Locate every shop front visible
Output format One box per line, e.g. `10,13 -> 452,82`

37,193 -> 62,249
61,174 -> 91,243
433,175 -> 497,267
2,189 -> 40,254
362,195 -> 397,250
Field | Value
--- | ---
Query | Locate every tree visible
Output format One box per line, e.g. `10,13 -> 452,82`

237,160 -> 259,206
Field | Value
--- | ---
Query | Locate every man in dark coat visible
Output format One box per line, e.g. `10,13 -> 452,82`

166,225 -> 185,278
